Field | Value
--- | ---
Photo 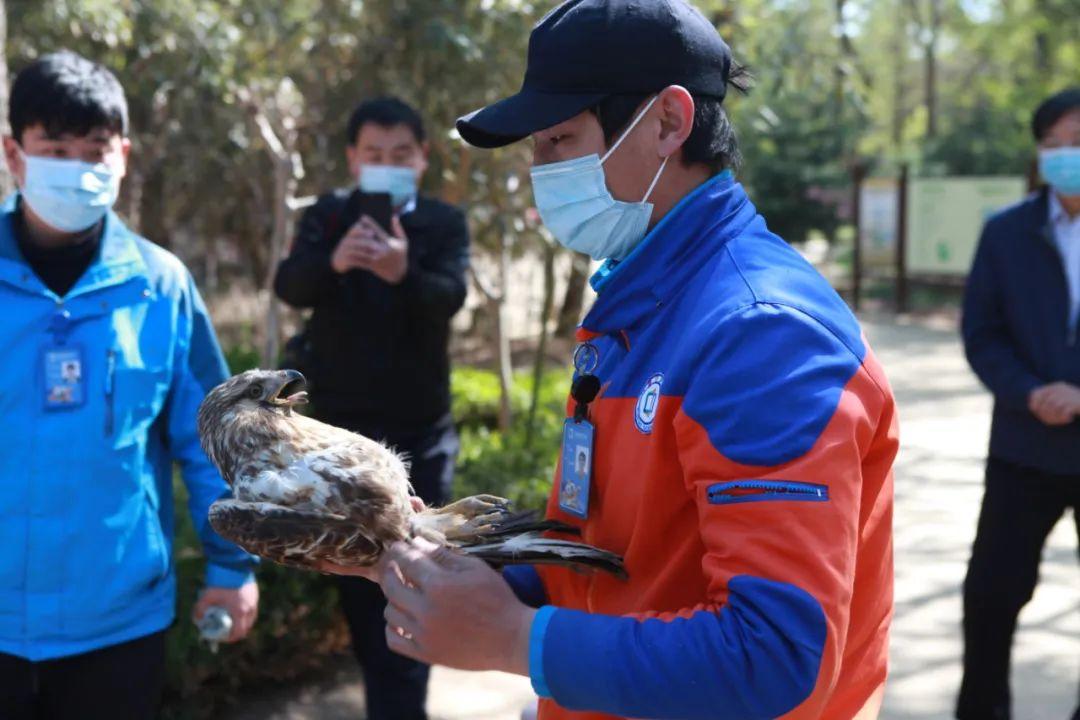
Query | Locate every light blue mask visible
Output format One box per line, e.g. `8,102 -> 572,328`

20,153 -> 120,233
530,95 -> 669,262
359,164 -> 419,208
1040,147 -> 1080,197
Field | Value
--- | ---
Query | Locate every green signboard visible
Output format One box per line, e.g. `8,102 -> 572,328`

906,176 -> 1027,275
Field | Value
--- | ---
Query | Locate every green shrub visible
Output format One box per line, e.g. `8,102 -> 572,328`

453,366 -> 570,510
223,343 -> 262,375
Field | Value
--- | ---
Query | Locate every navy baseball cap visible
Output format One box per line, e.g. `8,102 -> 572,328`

457,0 -> 733,149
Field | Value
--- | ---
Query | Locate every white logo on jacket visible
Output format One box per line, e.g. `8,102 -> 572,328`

635,373 -> 664,434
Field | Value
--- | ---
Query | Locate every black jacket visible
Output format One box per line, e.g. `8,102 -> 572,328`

962,188 -> 1080,475
274,189 -> 469,433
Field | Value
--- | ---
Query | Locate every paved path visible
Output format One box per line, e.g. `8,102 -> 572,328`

228,316 -> 1079,720
871,316 -> 1078,720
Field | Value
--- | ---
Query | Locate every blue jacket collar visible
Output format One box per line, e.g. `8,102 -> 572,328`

0,194 -> 147,299
581,171 -> 757,336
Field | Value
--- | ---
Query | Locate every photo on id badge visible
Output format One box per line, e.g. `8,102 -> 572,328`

560,420 -> 593,519
44,346 -> 85,409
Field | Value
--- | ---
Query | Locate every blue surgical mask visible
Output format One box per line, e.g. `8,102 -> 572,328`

359,165 -> 419,208
530,95 -> 669,262
19,153 -> 120,233
1040,147 -> 1080,197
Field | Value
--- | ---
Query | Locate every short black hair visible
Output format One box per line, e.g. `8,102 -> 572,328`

1032,87 -> 1080,142
346,97 -> 426,146
9,50 -> 128,142
590,63 -> 752,174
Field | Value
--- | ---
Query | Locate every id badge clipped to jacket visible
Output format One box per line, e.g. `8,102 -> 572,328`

559,418 -> 594,519
559,347 -> 602,519
42,344 -> 85,410
42,310 -> 85,411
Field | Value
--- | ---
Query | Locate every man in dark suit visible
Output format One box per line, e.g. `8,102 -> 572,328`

959,87 -> 1080,720
274,97 -> 469,720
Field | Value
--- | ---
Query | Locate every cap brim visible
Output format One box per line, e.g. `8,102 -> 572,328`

456,88 -> 609,149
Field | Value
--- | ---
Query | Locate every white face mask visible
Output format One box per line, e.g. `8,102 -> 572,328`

19,152 -> 120,233
530,95 -> 669,262
1040,147 -> 1080,197
358,164 -> 419,208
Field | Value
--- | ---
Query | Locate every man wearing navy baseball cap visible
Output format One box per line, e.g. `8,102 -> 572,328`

329,2 -> 899,718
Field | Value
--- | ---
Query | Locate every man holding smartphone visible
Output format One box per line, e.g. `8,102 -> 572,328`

273,96 -> 470,720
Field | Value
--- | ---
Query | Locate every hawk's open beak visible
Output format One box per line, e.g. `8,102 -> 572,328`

272,369 -> 309,406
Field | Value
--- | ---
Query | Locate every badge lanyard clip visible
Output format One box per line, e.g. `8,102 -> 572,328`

48,309 -> 74,345
571,373 -> 600,423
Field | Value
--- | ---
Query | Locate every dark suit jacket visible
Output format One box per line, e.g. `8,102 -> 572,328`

962,187 -> 1080,474
274,189 -> 469,433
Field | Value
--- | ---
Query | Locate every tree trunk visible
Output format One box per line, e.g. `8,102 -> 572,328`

555,251 -> 589,338
250,106 -> 302,369
494,231 -> 514,433
1033,0 -> 1051,72
263,155 -> 295,368
0,0 -> 12,198
526,240 -> 557,448
834,0 -> 847,124
923,0 -> 941,138
891,0 -> 905,147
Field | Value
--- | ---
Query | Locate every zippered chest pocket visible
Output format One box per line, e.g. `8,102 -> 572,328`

106,359 -> 170,446
707,480 -> 830,505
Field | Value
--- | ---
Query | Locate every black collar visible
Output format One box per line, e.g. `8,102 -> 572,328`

13,200 -> 103,263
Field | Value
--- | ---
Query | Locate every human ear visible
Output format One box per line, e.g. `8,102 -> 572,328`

655,85 -> 695,159
2,136 -> 25,187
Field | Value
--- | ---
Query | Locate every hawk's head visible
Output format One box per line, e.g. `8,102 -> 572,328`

197,369 -> 309,483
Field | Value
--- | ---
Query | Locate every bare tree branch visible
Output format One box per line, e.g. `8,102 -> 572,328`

470,264 -> 502,302
253,110 -> 288,161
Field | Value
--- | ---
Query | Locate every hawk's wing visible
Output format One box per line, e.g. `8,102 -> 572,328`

209,499 -> 385,568
221,437 -> 413,568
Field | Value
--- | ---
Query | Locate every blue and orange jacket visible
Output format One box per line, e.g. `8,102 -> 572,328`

505,174 -> 898,720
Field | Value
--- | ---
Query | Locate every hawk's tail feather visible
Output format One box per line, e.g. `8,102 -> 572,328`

417,500 -> 580,544
478,510 -> 582,538
460,532 -> 627,579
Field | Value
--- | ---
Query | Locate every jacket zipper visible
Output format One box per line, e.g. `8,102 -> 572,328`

707,480 -> 829,505
104,349 -> 116,436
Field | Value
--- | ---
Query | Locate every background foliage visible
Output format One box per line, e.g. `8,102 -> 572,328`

7,0 -> 1076,289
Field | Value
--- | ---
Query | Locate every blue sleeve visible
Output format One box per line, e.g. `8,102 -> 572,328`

962,221 -> 1043,412
502,565 -> 546,608
169,272 -> 258,588
529,576 -> 826,720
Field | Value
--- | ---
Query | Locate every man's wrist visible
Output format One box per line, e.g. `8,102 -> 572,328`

330,254 -> 350,275
502,603 -> 538,677
527,606 -> 558,697
206,563 -> 257,589
388,263 -> 412,286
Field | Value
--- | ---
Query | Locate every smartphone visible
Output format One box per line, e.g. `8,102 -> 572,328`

356,192 -> 394,237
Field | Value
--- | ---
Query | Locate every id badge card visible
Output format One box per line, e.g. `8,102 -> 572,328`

559,418 -> 594,519
42,344 -> 86,410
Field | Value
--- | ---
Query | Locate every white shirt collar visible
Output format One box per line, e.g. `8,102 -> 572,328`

1050,192 -> 1079,230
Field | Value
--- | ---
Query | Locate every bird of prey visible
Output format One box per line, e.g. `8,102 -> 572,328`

197,369 -> 625,577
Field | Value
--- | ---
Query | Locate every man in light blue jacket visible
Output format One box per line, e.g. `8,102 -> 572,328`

0,50 -> 258,719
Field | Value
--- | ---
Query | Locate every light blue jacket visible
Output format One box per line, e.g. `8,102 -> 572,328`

0,201 -> 256,661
